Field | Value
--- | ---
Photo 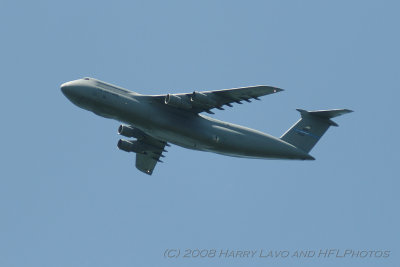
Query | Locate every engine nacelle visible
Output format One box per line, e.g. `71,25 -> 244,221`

191,91 -> 217,106
117,139 -> 147,153
118,125 -> 145,139
164,94 -> 192,109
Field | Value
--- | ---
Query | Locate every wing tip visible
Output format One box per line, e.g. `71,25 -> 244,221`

137,168 -> 153,175
257,85 -> 284,93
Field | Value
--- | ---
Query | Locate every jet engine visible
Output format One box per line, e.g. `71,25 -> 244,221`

117,139 -> 147,154
190,91 -> 217,106
164,94 -> 192,109
118,125 -> 145,139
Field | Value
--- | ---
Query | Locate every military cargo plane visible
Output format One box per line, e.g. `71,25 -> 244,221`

61,77 -> 352,175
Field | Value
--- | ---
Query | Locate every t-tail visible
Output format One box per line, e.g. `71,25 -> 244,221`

280,109 -> 353,155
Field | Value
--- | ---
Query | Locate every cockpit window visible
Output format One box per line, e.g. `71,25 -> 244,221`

83,77 -> 90,80
95,80 -> 131,95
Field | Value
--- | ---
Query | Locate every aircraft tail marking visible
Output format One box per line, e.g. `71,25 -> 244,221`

280,109 -> 353,153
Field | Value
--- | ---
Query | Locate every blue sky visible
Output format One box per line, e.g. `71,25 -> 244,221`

0,0 -> 398,266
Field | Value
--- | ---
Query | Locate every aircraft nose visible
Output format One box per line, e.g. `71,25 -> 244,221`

60,81 -> 78,97
61,81 -> 71,95
61,79 -> 89,107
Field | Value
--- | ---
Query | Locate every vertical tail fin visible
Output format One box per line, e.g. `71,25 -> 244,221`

280,109 -> 353,153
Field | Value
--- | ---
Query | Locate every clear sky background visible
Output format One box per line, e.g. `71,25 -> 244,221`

0,1 -> 398,266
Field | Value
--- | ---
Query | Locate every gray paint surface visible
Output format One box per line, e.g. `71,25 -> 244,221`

61,77 -> 352,174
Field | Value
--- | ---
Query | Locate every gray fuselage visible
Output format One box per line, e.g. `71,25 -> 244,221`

61,78 -> 313,160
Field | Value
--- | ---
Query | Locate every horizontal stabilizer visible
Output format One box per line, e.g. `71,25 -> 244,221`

281,109 -> 353,153
296,109 -> 353,126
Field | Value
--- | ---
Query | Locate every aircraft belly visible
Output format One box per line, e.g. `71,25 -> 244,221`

207,137 -> 308,159
148,130 -> 199,149
200,121 -> 311,160
140,120 -> 213,151
116,107 -> 208,150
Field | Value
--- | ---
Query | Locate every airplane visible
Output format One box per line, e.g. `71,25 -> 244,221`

61,77 -> 352,175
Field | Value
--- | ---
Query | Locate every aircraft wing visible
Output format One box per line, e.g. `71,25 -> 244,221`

117,125 -> 168,175
135,136 -> 168,175
156,85 -> 283,114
